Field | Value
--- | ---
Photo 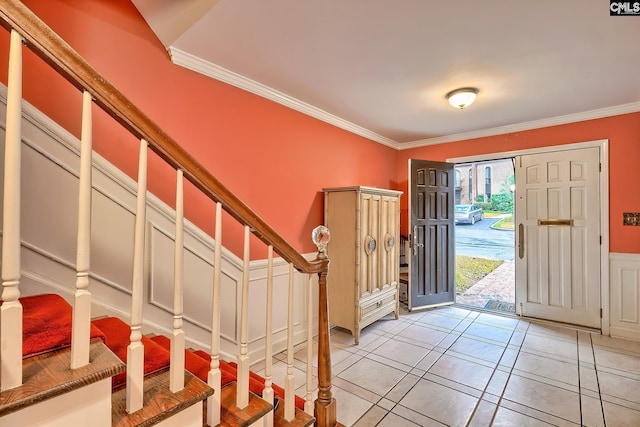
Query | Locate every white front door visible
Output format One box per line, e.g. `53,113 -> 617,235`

515,147 -> 601,328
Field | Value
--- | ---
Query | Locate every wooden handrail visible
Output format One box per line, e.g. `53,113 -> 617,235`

0,2 -> 338,425
0,0 -> 327,275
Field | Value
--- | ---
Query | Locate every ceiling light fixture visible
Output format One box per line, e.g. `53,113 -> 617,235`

446,87 -> 479,109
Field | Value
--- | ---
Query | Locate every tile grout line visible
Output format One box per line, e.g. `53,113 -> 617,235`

576,330 -> 583,427
345,306 -> 640,426
467,318 -> 528,426
590,333 -> 607,427
344,310 -> 457,426
389,309 -> 496,426
490,322 -> 554,425
492,324 -> 591,426
399,310 -> 534,426
370,307 -> 480,426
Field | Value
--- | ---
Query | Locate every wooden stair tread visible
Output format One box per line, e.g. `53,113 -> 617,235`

112,368 -> 213,427
217,382 -> 274,427
273,404 -> 315,427
0,341 -> 125,417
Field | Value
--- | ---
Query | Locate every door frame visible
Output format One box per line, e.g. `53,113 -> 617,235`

447,139 -> 610,336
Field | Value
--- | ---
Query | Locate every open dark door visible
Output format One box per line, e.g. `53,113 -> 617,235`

408,159 -> 455,310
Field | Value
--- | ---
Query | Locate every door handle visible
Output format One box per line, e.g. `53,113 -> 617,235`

518,223 -> 525,259
412,226 -> 424,255
538,219 -> 574,226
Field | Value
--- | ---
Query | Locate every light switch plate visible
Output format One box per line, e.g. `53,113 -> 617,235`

623,212 -> 640,226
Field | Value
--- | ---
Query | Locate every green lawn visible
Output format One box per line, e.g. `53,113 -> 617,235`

493,214 -> 514,229
455,255 -> 503,293
483,211 -> 503,218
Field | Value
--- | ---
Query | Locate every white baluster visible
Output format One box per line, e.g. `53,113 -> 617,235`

304,274 -> 314,415
236,225 -> 251,408
71,90 -> 93,369
126,138 -> 148,413
262,246 -> 275,427
284,263 -> 295,421
1,29 -> 23,390
170,169 -> 185,393
207,202 -> 223,426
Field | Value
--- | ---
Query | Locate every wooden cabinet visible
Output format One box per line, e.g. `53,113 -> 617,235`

323,186 -> 402,344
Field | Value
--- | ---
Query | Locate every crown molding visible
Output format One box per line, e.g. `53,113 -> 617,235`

399,102 -> 640,150
169,47 -> 640,152
169,47 -> 399,149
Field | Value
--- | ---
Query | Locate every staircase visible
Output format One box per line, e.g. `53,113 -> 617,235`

0,1 -> 340,426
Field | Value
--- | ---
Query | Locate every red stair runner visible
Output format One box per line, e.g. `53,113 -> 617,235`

91,316 -> 171,390
8,293 -> 306,411
147,334 -> 236,386
191,350 -> 306,410
1,293 -> 106,359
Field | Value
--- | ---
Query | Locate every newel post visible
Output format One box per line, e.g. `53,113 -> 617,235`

311,226 -> 337,427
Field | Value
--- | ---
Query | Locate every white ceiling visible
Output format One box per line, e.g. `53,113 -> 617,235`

132,0 -> 640,149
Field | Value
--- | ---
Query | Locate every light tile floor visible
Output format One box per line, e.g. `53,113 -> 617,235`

264,305 -> 640,426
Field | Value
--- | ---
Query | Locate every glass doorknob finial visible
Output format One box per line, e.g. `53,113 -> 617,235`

312,225 -> 331,258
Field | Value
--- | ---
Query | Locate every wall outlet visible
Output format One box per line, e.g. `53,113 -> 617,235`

623,212 -> 640,226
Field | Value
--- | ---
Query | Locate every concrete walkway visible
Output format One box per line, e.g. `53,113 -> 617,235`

456,260 -> 515,310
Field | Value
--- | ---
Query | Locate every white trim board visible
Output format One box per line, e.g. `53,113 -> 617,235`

609,252 -> 640,342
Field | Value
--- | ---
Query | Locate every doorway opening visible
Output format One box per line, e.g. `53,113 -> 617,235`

405,140 -> 607,329
453,158 -> 516,315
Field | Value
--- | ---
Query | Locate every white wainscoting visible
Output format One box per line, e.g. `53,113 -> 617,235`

609,252 -> 640,341
0,85 -> 318,362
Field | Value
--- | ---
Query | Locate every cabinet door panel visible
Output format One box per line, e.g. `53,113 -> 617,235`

378,196 -> 399,288
359,195 -> 370,296
360,194 -> 382,296
386,196 -> 399,286
378,197 -> 389,289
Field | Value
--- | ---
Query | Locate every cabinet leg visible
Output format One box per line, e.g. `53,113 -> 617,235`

354,329 -> 360,346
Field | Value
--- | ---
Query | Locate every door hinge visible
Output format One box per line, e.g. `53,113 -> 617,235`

600,235 -> 602,245
599,162 -> 602,172
600,308 -> 603,318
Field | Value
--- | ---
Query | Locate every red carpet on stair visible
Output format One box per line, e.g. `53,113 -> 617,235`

91,316 -> 171,390
8,293 -> 310,412
193,350 -> 306,410
0,293 -> 106,359
148,334 -> 236,387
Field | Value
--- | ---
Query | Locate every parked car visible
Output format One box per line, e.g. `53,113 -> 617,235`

455,204 -> 484,224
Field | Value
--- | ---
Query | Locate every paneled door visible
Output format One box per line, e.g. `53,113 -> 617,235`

515,147 -> 601,328
408,159 -> 455,310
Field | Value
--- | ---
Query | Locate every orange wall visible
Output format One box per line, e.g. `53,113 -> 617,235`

397,112 -> 640,254
2,1 -> 638,258
0,0 -> 397,258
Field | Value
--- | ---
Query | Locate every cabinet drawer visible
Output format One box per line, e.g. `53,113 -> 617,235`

360,291 -> 397,318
